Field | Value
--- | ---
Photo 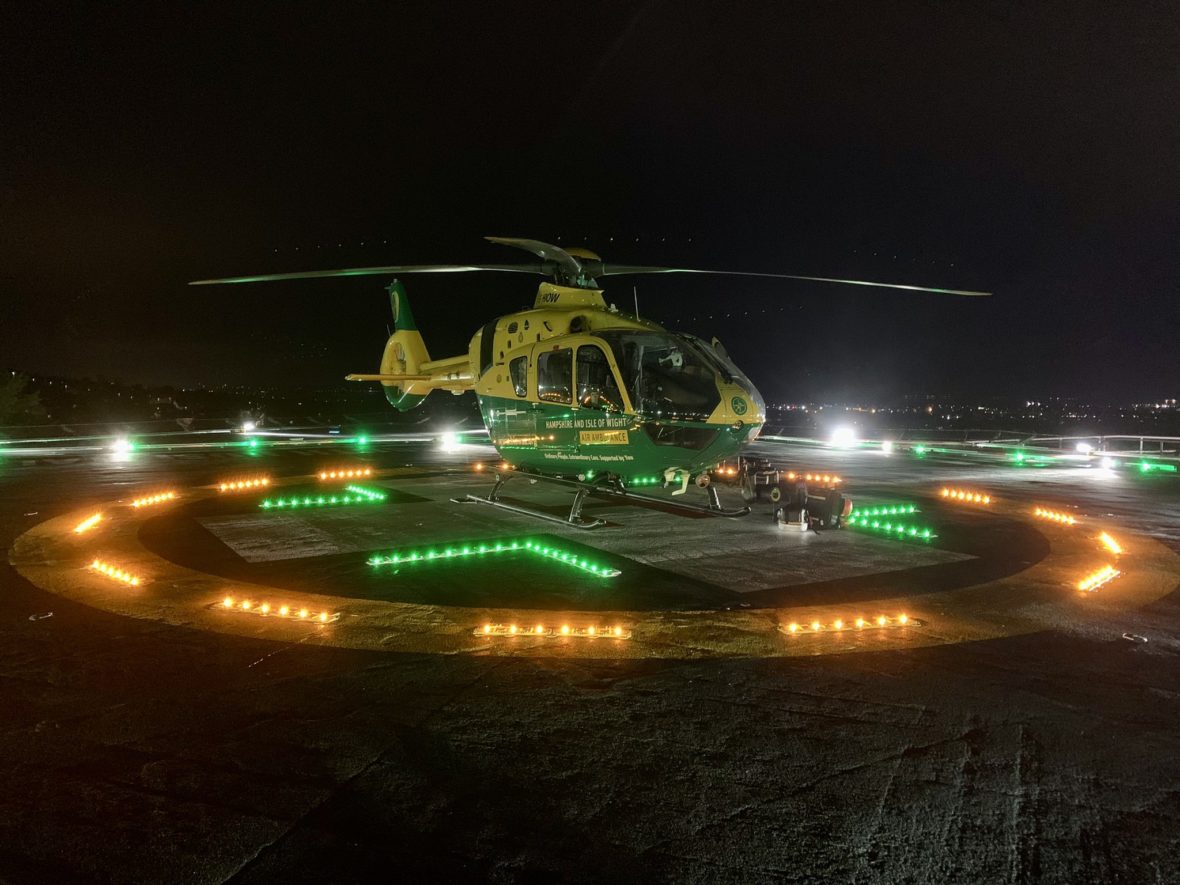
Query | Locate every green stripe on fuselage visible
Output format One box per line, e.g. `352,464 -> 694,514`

477,394 -> 759,479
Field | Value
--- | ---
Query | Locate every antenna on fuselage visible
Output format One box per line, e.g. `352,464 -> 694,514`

633,286 -> 640,320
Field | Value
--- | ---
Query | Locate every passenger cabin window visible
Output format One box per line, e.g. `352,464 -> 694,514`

509,355 -> 528,397
536,349 -> 572,403
576,345 -> 624,411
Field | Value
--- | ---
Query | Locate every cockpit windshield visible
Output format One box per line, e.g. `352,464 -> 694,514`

679,334 -> 755,389
597,331 -> 721,420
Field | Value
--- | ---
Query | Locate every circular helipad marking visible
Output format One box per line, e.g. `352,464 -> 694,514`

8,479 -> 1180,659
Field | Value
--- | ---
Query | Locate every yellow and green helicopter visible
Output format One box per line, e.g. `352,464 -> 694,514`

193,237 -> 988,527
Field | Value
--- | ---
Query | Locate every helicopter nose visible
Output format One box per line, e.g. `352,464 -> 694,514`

743,381 -> 767,422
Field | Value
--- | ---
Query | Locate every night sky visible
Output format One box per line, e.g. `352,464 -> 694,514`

2,1 -> 1177,402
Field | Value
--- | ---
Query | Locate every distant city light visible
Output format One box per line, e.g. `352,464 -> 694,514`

1075,442 -> 1093,454
1100,456 -> 1116,470
439,430 -> 460,453
880,440 -> 894,455
242,420 -> 257,433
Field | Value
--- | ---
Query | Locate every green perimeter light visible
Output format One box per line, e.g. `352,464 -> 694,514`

844,516 -> 936,542
1140,460 -> 1178,473
344,484 -> 389,500
369,538 -> 621,578
912,445 -> 928,456
261,489 -> 387,509
852,503 -> 918,518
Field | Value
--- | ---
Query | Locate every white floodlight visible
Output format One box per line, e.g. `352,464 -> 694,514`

830,426 -> 857,448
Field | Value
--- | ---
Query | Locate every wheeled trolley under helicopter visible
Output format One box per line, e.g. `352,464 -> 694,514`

708,456 -> 853,530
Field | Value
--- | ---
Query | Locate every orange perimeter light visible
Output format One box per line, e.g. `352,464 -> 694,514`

784,614 -> 918,635
1078,565 -> 1119,592
474,623 -> 630,639
1097,532 -> 1123,555
218,476 -> 270,493
73,513 -> 103,534
940,488 -> 991,505
216,598 -> 336,622
89,558 -> 142,586
1034,506 -> 1077,525
130,491 -> 178,509
317,467 -> 374,481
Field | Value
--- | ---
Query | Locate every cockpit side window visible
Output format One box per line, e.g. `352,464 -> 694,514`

597,331 -> 720,420
536,348 -> 572,404
509,355 -> 528,397
575,345 -> 624,411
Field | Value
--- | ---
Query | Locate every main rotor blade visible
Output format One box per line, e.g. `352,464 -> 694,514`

189,264 -> 542,285
485,237 -> 583,272
598,265 -> 991,297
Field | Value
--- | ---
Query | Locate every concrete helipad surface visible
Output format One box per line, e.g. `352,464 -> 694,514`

3,440 -> 1180,881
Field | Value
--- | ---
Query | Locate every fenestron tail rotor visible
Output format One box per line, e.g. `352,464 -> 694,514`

189,236 -> 991,296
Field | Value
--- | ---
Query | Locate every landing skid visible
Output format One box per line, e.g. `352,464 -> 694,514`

452,469 -> 750,529
453,470 -> 607,529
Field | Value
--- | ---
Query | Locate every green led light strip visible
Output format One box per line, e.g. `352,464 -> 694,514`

344,484 -> 389,500
261,490 -> 387,509
851,504 -> 918,518
1139,461 -> 1177,474
368,539 -> 621,577
626,476 -> 661,486
844,516 -> 936,541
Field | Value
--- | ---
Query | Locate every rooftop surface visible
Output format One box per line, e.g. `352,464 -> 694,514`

3,439 -> 1179,882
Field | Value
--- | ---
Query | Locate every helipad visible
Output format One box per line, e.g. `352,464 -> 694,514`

11,456 -> 1179,659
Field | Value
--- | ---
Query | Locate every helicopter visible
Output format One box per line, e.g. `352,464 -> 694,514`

192,237 -> 989,528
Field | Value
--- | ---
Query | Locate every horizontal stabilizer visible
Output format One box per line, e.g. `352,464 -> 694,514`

346,373 -> 432,382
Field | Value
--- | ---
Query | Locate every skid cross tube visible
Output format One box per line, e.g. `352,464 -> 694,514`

592,475 -> 750,518
453,470 -> 608,529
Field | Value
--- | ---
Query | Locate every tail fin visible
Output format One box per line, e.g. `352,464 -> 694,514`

347,280 -> 474,409
377,280 -> 432,410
